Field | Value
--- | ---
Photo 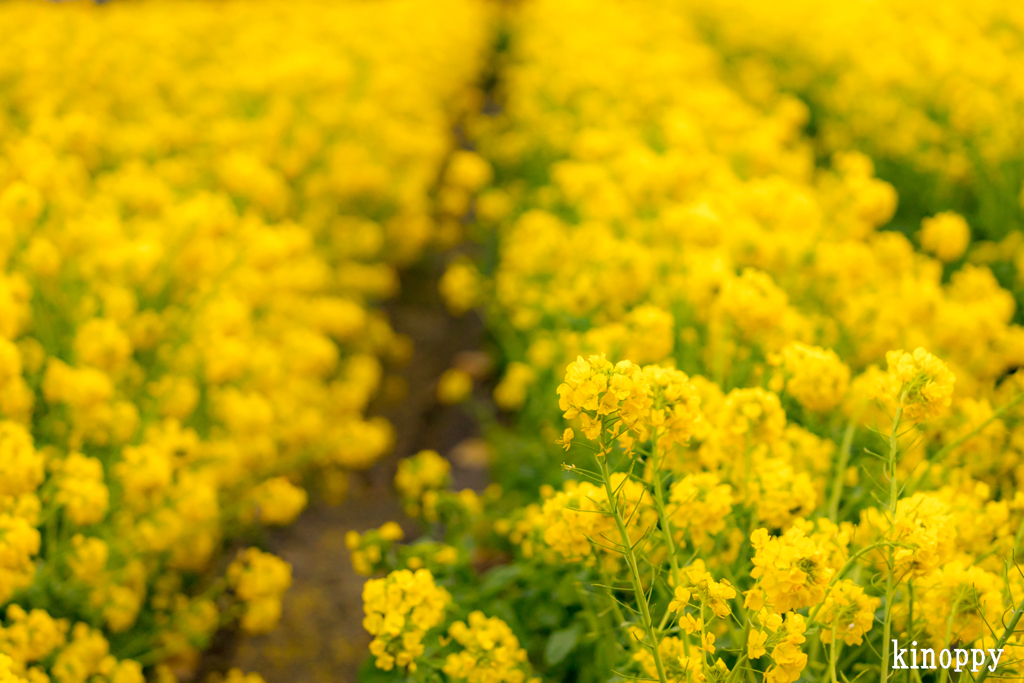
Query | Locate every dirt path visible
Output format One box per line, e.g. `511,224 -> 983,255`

196,254 -> 486,683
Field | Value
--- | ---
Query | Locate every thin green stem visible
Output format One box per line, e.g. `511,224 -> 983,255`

936,594 -> 964,683
973,593 -> 1024,683
906,390 -> 1024,495
880,400 -> 904,683
599,562 -> 629,630
648,434 -> 692,658
808,542 -> 885,626
725,655 -> 749,683
649,437 -> 683,586
828,416 -> 859,522
598,453 -> 668,683
827,622 -> 841,683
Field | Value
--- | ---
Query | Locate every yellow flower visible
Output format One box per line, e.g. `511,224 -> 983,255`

667,586 -> 691,613
0,605 -> 69,667
556,428 -> 574,451
395,450 -> 451,518
68,534 -> 108,582
769,342 -> 850,412
750,527 -> 833,613
668,472 -> 732,548
876,347 -> 955,423
73,319 -> 132,374
684,561 -> 737,619
438,368 -> 474,405
226,549 -> 292,635
0,515 -> 39,603
814,580 -> 878,646
0,654 -> 26,683
747,629 -> 768,659
717,269 -> 792,339
445,151 -> 493,192
494,363 -> 536,411
917,559 -> 1002,647
765,614 -> 808,683
0,422 -> 42,497
249,477 -> 308,527
440,261 -> 482,316
717,388 -> 786,446
919,211 -> 970,263
363,569 -> 450,672
54,453 -> 109,526
379,522 -> 405,543
857,492 -> 956,579
443,612 -> 532,683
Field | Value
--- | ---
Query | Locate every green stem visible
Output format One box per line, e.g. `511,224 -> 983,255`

907,581 -> 915,683
973,593 -> 1024,683
808,635 -> 822,678
936,594 -> 964,683
648,435 -> 693,658
808,542 -> 885,626
649,435 -> 683,586
828,417 -> 858,522
597,454 -> 668,683
906,390 -> 1024,495
725,655 -> 749,683
699,599 -> 711,678
880,401 -> 904,683
827,622 -> 841,683
598,562 -> 628,630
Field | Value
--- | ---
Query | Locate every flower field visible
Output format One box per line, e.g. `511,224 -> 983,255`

2,0 -> 1024,682
0,0 -> 489,681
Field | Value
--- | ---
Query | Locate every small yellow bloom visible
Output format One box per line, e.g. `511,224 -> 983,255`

437,368 -> 473,405
557,428 -> 574,451
919,211 -> 970,262
747,629 -> 768,659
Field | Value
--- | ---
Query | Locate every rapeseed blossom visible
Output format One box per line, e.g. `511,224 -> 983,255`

769,342 -> 850,412
226,549 -> 293,635
443,612 -> 535,683
7,0 -> 1021,680
362,569 -> 451,672
0,0 -> 496,674
355,3 -> 1024,682
877,348 -> 956,423
750,527 -> 833,613
920,212 -> 972,263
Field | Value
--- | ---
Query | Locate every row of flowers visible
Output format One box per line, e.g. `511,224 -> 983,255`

0,0 -> 492,681
358,1 -> 1024,682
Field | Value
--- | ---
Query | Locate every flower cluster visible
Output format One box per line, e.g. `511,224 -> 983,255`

395,450 -> 453,519
362,569 -> 451,672
311,0 -> 1024,681
668,473 -> 733,549
769,342 -> 850,412
557,355 -> 701,453
766,614 -> 808,683
814,580 -> 878,646
226,549 -> 293,635
876,348 -> 956,423
0,0 -> 493,676
920,212 -> 971,263
443,612 -> 535,683
749,527 -> 833,614
685,0 -> 1024,242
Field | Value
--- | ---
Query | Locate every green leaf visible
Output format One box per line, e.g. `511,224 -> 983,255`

544,622 -> 582,666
